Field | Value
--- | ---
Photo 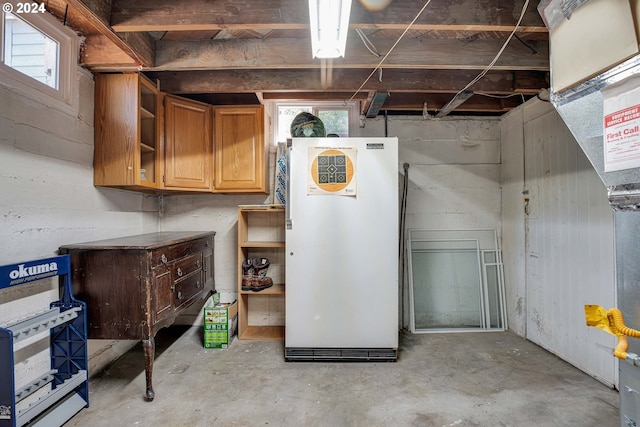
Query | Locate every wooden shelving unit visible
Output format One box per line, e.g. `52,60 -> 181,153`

237,205 -> 285,340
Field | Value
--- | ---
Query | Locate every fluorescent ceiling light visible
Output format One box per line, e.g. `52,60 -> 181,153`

308,0 -> 352,59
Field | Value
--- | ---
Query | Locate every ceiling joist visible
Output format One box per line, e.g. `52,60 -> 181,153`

145,69 -> 548,95
152,37 -> 548,71
109,0 -> 546,34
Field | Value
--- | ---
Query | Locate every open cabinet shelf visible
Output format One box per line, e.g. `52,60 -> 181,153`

237,205 -> 286,340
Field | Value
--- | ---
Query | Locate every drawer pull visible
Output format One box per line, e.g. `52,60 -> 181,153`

177,291 -> 182,300
177,267 -> 183,277
161,254 -> 167,264
196,280 -> 201,288
196,259 -> 201,268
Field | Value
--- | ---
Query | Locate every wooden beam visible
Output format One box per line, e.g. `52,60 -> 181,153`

145,69 -> 549,95
154,38 -> 548,71
186,92 -> 524,114
46,0 -> 155,67
260,92 -> 368,101
81,34 -> 137,68
110,0 -> 546,33
435,91 -> 475,118
380,93 -> 523,113
361,91 -> 377,115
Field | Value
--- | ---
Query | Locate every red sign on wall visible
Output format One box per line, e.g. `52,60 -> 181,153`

603,78 -> 640,172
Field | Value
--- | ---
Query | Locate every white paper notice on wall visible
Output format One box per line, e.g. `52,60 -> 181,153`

603,76 -> 640,172
307,146 -> 357,196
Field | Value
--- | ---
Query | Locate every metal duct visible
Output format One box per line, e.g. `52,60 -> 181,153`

552,55 -> 640,191
551,53 -> 640,427
366,92 -> 389,118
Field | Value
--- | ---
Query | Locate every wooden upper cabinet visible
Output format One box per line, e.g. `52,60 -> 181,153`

93,73 -> 268,195
94,73 -> 160,190
163,95 -> 213,191
213,105 -> 268,193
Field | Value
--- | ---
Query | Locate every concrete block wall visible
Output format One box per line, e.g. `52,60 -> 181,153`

0,26 -> 157,377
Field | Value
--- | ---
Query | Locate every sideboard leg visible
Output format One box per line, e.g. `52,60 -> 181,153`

142,338 -> 155,401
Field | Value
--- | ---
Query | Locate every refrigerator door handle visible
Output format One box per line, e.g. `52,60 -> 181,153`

285,138 -> 292,230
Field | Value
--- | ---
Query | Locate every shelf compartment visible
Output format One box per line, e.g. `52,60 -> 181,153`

238,325 -> 284,340
240,283 -> 285,295
140,142 -> 155,153
140,106 -> 155,120
240,241 -> 285,249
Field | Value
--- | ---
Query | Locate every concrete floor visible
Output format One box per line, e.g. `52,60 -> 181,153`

66,327 -> 619,427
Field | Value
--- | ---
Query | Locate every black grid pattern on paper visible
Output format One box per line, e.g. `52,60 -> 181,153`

317,154 -> 347,184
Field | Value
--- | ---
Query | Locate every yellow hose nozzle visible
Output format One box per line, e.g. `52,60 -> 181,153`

584,305 -> 640,361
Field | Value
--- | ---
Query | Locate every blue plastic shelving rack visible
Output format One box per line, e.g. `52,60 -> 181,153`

0,255 -> 88,427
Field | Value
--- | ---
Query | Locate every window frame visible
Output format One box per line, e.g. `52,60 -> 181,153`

0,1 -> 78,108
271,100 -> 360,144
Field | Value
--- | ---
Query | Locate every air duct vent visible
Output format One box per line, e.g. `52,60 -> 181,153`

366,92 -> 389,118
285,347 -> 397,361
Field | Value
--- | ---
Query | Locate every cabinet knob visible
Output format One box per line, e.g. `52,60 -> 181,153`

161,254 -> 168,264
177,267 -> 183,277
196,281 -> 201,288
196,259 -> 201,268
177,291 -> 182,300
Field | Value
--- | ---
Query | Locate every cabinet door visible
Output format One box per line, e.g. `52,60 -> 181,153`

214,106 -> 267,193
94,73 -> 159,189
164,95 -> 212,190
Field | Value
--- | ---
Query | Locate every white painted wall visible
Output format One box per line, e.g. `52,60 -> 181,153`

501,104 -> 527,337
501,98 -> 617,387
0,22 -> 157,381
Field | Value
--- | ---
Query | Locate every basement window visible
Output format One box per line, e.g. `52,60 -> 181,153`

0,1 -> 77,106
274,101 -> 358,143
2,11 -> 58,89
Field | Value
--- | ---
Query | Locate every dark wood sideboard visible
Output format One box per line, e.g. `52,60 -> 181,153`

59,231 -> 215,401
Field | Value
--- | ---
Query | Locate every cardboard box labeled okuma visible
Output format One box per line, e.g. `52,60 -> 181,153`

204,300 -> 237,349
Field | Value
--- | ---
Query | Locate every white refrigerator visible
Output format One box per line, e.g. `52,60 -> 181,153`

284,137 -> 398,361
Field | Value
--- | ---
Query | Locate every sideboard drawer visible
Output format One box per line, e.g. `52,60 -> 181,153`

173,253 -> 202,279
151,238 -> 211,268
174,270 -> 204,310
